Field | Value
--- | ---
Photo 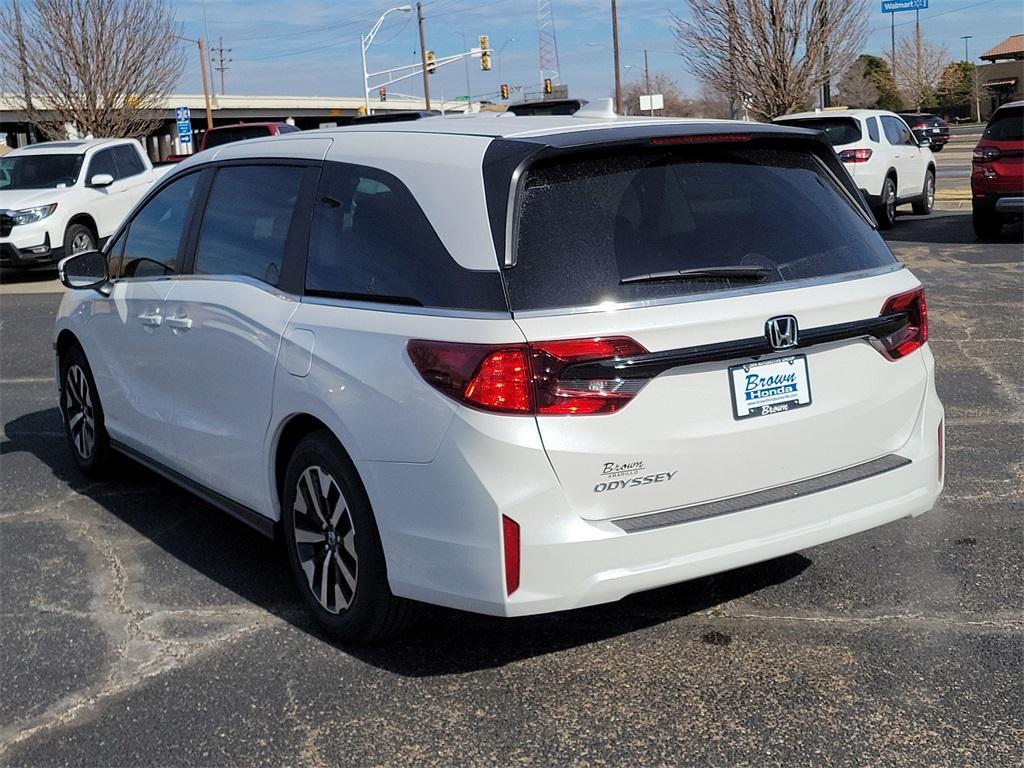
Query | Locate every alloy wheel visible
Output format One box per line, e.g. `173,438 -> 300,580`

64,364 -> 95,459
926,175 -> 935,209
292,466 -> 358,614
71,231 -> 95,255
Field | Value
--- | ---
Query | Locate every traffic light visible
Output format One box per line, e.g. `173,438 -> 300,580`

544,78 -> 553,95
479,35 -> 491,71
500,83 -> 509,100
426,50 -> 436,74
378,86 -> 386,102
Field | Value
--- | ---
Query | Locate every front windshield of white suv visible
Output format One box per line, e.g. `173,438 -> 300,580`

0,154 -> 85,189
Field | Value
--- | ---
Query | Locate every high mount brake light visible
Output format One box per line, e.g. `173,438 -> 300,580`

839,148 -> 873,163
651,134 -> 751,146
406,337 -> 649,416
876,286 -> 928,360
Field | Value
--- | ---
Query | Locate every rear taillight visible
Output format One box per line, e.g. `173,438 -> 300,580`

839,148 -> 873,163
407,337 -> 649,416
973,146 -> 1001,163
876,286 -> 928,360
502,515 -> 520,595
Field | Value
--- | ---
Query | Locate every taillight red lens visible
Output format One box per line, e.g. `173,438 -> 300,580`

407,336 -> 649,416
502,515 -> 520,595
877,286 -> 928,360
651,133 -> 750,145
464,349 -> 532,413
839,148 -> 873,163
937,419 -> 944,483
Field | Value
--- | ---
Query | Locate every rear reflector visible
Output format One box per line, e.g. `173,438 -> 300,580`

937,420 -> 944,483
651,134 -> 751,145
502,515 -> 520,595
839,148 -> 873,163
876,286 -> 928,360
973,146 -> 1000,162
407,337 -> 648,416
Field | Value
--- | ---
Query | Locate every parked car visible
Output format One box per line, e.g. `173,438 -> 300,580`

774,109 -> 936,229
898,112 -> 950,151
971,100 -> 1024,238
165,122 -> 300,162
1,138 -> 169,271
55,112 -> 944,643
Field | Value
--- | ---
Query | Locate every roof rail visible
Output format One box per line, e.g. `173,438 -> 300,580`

350,111 -> 440,125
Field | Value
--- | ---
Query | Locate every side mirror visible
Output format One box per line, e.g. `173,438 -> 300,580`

58,250 -> 108,291
89,173 -> 114,187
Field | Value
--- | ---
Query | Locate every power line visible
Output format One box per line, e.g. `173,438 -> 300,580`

211,36 -> 232,94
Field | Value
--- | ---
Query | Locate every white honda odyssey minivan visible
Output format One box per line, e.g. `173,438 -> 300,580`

55,108 -> 944,642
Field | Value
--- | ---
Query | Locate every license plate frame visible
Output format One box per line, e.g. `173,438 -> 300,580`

729,355 -> 812,420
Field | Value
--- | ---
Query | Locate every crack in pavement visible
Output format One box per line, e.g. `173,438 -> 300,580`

285,680 -> 330,768
699,608 -> 1024,632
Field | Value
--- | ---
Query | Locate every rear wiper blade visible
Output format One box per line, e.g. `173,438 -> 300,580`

620,265 -> 772,285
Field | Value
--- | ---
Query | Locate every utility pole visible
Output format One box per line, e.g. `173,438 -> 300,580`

914,9 -> 922,110
961,35 -> 979,122
211,36 -> 232,95
889,11 -> 896,89
610,0 -> 622,114
198,37 -> 214,130
820,0 -> 831,108
644,48 -> 652,115
417,3 -> 431,110
11,0 -> 36,143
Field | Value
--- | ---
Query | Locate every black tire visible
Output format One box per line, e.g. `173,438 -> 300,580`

873,177 -> 897,229
59,344 -> 112,476
912,170 -> 935,216
972,207 -> 1003,239
63,222 -> 96,257
281,430 -> 418,644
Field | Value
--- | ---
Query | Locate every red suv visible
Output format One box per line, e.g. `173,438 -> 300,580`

971,101 -> 1024,238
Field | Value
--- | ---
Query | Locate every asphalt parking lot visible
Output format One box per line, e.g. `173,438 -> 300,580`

1,210 -> 1021,767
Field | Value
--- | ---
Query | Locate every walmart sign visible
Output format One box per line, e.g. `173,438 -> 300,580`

881,0 -> 927,11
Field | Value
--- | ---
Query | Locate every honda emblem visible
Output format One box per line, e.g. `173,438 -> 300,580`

766,316 -> 799,350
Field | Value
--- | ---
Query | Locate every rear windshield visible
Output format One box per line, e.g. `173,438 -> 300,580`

203,125 -> 273,148
774,117 -> 861,146
985,106 -> 1024,141
505,146 -> 898,313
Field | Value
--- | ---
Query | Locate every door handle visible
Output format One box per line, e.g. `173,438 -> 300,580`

138,312 -> 162,327
165,315 -> 192,331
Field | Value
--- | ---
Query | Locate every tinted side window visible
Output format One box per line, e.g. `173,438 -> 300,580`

88,148 -> 119,181
113,144 -> 146,177
866,117 -> 880,142
305,161 -> 507,311
113,172 -> 199,279
194,165 -> 303,286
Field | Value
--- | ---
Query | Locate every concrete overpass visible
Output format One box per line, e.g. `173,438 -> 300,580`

0,94 -> 471,159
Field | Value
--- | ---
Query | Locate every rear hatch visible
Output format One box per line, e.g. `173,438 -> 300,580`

774,116 -> 866,176
503,137 -> 929,522
975,105 -> 1024,193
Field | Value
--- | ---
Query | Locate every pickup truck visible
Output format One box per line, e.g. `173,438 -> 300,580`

0,138 -> 171,271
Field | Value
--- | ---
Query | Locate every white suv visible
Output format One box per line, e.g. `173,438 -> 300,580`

55,111 -> 944,642
1,138 -> 165,270
774,109 -> 936,228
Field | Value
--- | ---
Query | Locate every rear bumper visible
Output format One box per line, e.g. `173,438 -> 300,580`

362,350 -> 944,617
994,197 -> 1024,214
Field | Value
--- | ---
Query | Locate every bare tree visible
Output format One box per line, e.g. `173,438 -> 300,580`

0,0 -> 184,139
621,73 -> 695,116
672,0 -> 868,120
888,32 -> 948,111
837,57 -> 878,108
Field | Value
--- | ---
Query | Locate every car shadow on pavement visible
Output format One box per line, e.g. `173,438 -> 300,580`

886,213 -> 1023,249
3,406 -> 811,677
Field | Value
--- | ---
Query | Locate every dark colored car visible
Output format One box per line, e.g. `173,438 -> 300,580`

971,101 -> 1024,238
507,98 -> 588,116
165,122 -> 300,162
898,113 -> 950,151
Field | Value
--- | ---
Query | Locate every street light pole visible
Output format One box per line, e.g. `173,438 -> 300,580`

174,34 -> 213,131
611,0 -> 622,114
644,48 -> 652,115
455,31 -> 472,108
360,5 -> 414,115
497,37 -> 516,85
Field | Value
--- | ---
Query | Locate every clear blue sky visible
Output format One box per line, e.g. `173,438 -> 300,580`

6,0 -> 1022,100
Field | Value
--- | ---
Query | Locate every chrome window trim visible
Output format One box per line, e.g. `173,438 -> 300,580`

510,263 -> 905,319
503,158 -> 531,267
301,294 -> 511,320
